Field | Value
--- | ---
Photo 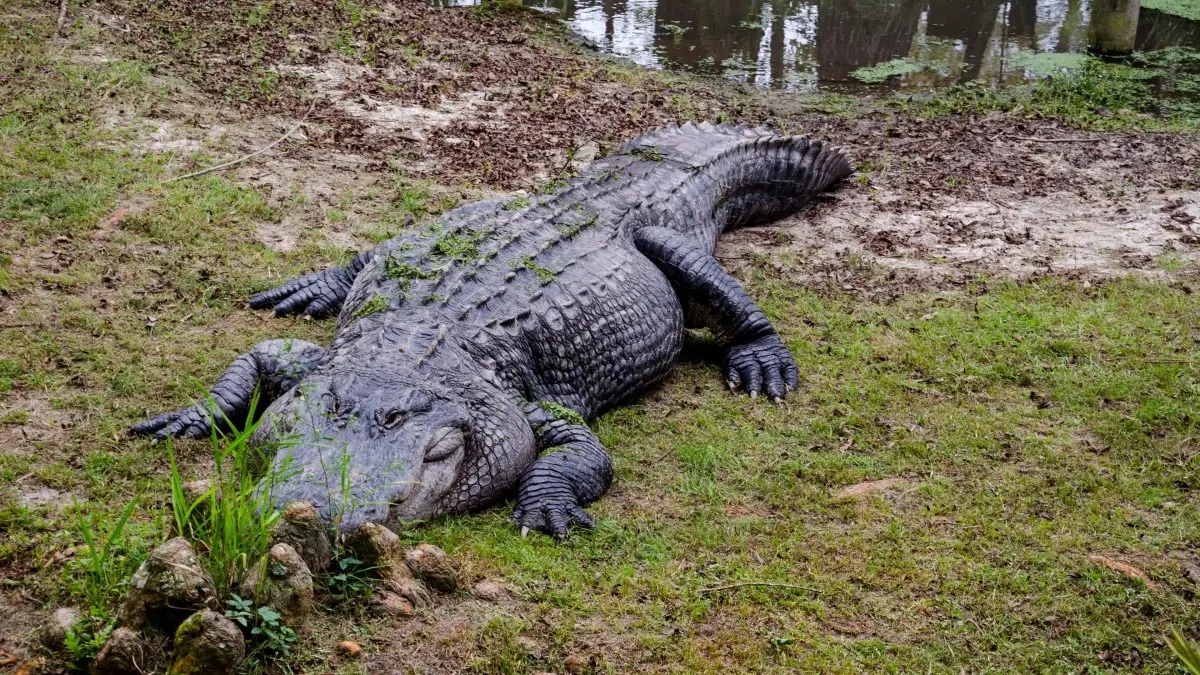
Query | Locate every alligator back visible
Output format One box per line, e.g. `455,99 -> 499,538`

334,123 -> 851,416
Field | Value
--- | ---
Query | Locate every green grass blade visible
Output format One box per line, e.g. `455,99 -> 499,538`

1169,631 -> 1200,675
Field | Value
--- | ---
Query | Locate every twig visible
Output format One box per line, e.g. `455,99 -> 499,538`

1143,357 -> 1195,364
165,101 -> 316,182
698,581 -> 820,595
1011,136 -> 1097,144
0,323 -> 38,328
54,0 -> 69,37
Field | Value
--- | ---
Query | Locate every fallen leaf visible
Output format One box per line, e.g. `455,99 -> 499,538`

833,478 -> 906,499
1087,555 -> 1156,588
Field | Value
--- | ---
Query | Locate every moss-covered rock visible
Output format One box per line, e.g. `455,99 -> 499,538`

168,610 -> 244,675
238,543 -> 314,629
116,538 -> 219,635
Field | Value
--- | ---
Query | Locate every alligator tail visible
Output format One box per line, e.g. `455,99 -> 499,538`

616,121 -> 853,232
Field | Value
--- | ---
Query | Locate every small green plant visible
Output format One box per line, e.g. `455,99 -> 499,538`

351,294 -> 390,319
327,554 -> 372,601
630,146 -> 665,161
331,30 -> 357,58
387,175 -> 432,219
168,394 -> 294,593
225,593 -> 256,626
63,618 -> 113,671
471,616 -> 531,674
74,496 -> 139,610
226,594 -> 297,657
505,195 -> 530,211
244,2 -> 272,26
1169,630 -> 1200,674
538,400 -> 585,426
433,227 -> 491,264
402,44 -> 423,68
518,256 -> 555,286
759,628 -> 795,653
384,256 -> 439,282
537,177 -> 570,195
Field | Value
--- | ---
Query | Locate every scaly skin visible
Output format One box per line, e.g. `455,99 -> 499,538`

132,122 -> 852,539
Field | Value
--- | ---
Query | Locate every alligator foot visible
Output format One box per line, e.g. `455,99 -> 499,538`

514,404 -> 614,540
512,486 -> 596,541
130,339 -> 325,439
725,334 -> 800,402
130,402 -> 224,440
249,252 -> 372,318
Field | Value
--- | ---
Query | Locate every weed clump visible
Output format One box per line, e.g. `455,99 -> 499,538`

433,227 -> 492,264
350,294 -> 389,319
518,256 -> 556,286
538,400 -> 586,426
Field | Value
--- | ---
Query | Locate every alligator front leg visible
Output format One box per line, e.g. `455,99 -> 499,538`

249,251 -> 373,318
130,339 -> 325,439
634,226 -> 800,401
512,403 -> 614,540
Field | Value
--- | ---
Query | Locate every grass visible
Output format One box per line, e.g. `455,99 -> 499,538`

895,53 -> 1200,131
2,0 -> 1200,673
167,396 -> 295,594
412,277 -> 1200,673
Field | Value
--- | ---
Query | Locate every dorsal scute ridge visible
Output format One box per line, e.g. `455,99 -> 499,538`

613,120 -> 840,175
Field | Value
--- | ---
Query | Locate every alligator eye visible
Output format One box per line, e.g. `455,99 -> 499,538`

321,392 -> 339,414
380,409 -> 405,430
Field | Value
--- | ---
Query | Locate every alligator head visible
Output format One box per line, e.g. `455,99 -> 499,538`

252,364 -> 533,533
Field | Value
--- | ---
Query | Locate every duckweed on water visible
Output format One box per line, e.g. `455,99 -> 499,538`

851,57 -> 926,84
1006,52 -> 1090,77
1143,0 -> 1200,21
899,52 -> 1200,130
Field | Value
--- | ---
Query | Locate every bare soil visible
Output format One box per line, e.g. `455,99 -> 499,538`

729,114 -> 1200,297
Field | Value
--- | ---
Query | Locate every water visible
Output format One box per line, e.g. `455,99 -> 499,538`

508,0 -> 1200,91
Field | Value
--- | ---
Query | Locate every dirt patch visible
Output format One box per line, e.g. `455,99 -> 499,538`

0,592 -> 44,667
833,478 -> 907,500
362,584 -> 530,673
723,115 -> 1200,295
0,395 -> 76,454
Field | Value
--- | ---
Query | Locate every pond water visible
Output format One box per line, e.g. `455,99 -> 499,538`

500,0 -> 1200,91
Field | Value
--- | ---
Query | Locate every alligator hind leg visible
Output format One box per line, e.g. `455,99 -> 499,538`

130,339 -> 325,439
633,226 -> 799,401
250,251 -> 373,318
512,403 -> 614,540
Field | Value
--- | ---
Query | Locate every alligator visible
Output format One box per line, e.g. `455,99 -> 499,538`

132,122 -> 852,539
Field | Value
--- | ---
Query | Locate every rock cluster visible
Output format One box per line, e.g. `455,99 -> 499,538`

43,502 -> 470,674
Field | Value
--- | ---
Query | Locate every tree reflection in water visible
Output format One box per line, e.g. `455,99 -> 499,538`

519,0 -> 1200,90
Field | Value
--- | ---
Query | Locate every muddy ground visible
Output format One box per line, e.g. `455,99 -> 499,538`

86,0 -> 1200,296
4,0 -> 1200,671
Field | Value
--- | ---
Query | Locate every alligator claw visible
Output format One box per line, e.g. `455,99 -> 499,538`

129,405 -> 215,440
725,334 -> 800,401
512,497 -> 595,541
250,266 -> 354,319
